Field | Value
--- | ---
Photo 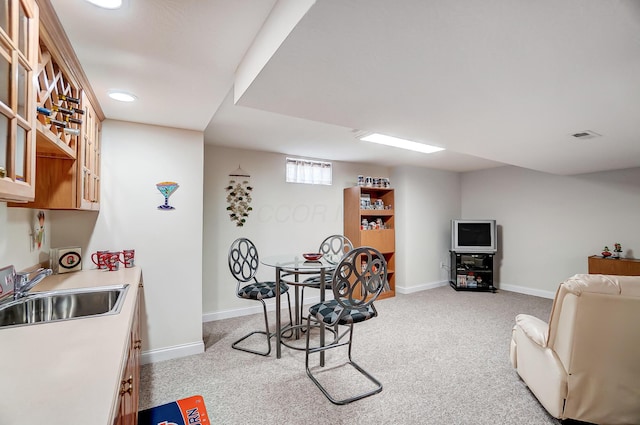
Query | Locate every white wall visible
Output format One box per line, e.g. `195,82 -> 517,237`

0,205 -> 50,271
461,166 -> 640,297
49,120 -> 205,363
392,165 -> 461,292
202,145 -> 389,318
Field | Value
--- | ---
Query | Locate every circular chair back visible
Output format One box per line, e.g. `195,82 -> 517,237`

332,246 -> 387,310
228,238 -> 259,283
319,235 -> 353,265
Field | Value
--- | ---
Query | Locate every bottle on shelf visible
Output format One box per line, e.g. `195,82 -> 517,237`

51,105 -> 74,115
45,117 -> 67,128
58,94 -> 80,104
64,116 -> 83,125
37,106 -> 51,116
63,128 -> 80,136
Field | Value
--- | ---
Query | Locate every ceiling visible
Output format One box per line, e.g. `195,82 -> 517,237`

50,0 -> 640,175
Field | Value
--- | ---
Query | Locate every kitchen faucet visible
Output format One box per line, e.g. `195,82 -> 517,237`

14,268 -> 52,299
0,265 -> 52,303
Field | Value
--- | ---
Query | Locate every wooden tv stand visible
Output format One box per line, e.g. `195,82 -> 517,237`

588,255 -> 640,276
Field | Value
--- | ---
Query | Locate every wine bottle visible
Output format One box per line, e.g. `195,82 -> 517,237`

51,105 -> 74,115
63,128 -> 80,136
45,117 -> 67,128
64,116 -> 83,125
58,94 -> 80,104
37,106 -> 51,116
73,108 -> 85,115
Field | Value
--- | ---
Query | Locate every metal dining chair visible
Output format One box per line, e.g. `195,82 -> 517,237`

305,246 -> 387,405
228,238 -> 293,356
300,235 -> 353,318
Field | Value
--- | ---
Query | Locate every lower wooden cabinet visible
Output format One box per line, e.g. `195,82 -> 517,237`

115,286 -> 141,425
588,255 -> 640,276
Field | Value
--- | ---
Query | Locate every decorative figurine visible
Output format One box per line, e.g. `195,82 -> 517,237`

613,243 -> 622,259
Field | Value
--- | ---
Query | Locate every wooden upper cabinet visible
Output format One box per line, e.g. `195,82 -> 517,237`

8,0 -> 104,210
0,0 -> 39,202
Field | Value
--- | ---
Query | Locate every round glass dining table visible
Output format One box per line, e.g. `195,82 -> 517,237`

261,255 -> 338,362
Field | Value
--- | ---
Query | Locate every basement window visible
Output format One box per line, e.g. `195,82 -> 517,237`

285,157 -> 332,185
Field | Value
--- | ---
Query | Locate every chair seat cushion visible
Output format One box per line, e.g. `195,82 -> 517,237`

303,274 -> 332,289
238,281 -> 288,300
309,299 -> 377,325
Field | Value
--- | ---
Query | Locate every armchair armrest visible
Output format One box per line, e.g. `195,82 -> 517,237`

515,314 -> 549,348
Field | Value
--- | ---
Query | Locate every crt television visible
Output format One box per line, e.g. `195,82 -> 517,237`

451,219 -> 497,253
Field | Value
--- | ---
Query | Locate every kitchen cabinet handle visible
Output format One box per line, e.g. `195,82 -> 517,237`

120,376 -> 133,395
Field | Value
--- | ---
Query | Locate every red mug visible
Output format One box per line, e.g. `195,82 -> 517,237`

123,249 -> 135,268
105,251 -> 124,271
91,250 -> 109,270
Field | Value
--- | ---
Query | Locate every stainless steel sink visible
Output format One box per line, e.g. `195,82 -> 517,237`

0,284 -> 129,329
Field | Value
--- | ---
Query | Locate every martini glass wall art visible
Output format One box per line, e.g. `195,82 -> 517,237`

156,181 -> 179,210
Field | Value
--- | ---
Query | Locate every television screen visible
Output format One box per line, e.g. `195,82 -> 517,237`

451,219 -> 497,253
458,223 -> 492,246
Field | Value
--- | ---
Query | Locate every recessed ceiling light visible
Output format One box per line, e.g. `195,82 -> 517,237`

360,133 -> 445,154
85,0 -> 122,9
108,90 -> 137,102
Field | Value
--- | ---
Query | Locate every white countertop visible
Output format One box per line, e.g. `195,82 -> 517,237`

0,267 -> 142,425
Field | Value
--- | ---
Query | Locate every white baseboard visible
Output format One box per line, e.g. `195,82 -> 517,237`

396,280 -> 448,294
140,341 -> 205,365
498,283 -> 555,299
202,293 -> 323,323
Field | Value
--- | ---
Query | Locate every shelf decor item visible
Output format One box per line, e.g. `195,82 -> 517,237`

156,181 -> 179,210
602,246 -> 612,258
226,166 -> 253,227
613,243 -> 623,259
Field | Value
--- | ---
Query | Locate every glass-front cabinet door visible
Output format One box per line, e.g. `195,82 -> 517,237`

0,0 -> 37,202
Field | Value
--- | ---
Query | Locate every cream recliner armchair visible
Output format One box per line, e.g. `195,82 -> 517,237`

510,274 -> 640,425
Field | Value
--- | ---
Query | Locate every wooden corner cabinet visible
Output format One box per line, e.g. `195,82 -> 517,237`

588,255 -> 640,276
344,186 -> 395,299
0,0 -> 39,203
7,0 -> 103,210
449,251 -> 496,292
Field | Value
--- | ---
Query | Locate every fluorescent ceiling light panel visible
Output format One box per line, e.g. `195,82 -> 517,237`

360,133 -> 444,154
85,0 -> 122,9
108,90 -> 137,102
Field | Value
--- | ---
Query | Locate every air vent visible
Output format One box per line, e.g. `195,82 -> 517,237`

571,130 -> 601,140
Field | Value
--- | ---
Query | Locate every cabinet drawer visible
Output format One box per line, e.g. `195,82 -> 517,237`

361,230 -> 395,253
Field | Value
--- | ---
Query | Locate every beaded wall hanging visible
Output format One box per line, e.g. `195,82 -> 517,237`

226,166 -> 252,227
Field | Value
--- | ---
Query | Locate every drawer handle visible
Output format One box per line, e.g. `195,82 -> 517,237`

134,340 -> 142,349
120,376 -> 133,395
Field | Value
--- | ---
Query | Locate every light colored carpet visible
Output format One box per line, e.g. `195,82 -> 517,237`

139,286 -> 562,425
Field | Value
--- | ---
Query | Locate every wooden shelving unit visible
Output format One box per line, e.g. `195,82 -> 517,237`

344,186 -> 395,299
